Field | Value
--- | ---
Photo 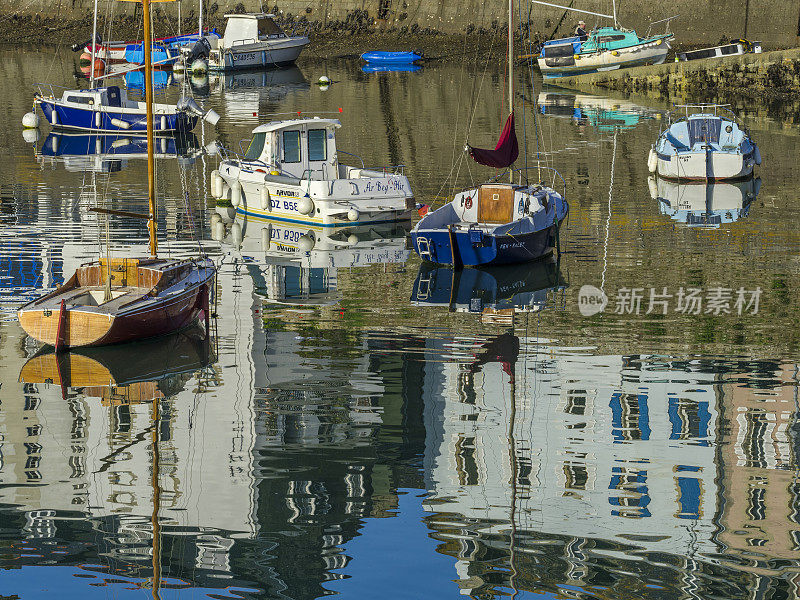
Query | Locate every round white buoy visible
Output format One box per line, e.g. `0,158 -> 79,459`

318,75 -> 330,85
22,111 -> 39,128
347,233 -> 359,245
260,187 -> 270,210
190,74 -> 208,89
647,176 -> 658,200
211,170 -> 223,198
347,208 -> 360,222
231,222 -> 243,248
212,221 -> 225,241
191,59 -> 208,74
647,148 -> 658,173
22,128 -> 40,144
318,84 -> 330,92
230,180 -> 242,208
297,196 -> 314,215
298,233 -> 315,252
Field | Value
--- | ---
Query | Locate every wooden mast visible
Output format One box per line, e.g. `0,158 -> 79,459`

142,0 -> 158,258
151,395 -> 162,600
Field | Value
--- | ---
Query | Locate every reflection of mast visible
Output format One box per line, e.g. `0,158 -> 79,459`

151,395 -> 162,600
507,342 -> 519,599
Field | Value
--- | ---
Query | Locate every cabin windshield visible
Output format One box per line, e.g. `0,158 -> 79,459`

245,132 -> 266,160
308,129 -> 327,161
259,18 -> 284,37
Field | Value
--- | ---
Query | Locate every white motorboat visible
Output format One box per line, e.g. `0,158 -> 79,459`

211,117 -> 415,228
648,104 -> 761,180
199,13 -> 309,71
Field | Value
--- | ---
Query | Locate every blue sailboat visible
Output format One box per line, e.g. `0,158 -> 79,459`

410,0 -> 568,268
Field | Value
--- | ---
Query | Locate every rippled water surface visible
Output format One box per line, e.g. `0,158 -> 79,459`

1,46 -> 800,599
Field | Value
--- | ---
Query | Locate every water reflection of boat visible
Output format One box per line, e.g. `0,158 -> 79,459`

649,175 -> 760,228
361,64 -> 422,74
19,328 -> 214,402
215,211 -> 411,305
35,132 -> 202,172
537,90 -> 657,131
411,259 -> 565,315
123,67 -> 173,91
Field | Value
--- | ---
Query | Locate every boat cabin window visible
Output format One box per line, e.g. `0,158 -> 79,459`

67,95 -> 94,105
258,17 -> 284,38
245,132 -> 266,160
283,130 -> 301,163
308,129 -> 327,161
596,34 -> 627,43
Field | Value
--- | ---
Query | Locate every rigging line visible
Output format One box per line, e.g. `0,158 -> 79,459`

601,128 -> 618,293
449,29 -> 470,199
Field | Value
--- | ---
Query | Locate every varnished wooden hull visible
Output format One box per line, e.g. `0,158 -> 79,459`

18,258 -> 215,349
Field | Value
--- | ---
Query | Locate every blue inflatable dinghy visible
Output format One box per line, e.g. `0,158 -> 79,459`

360,51 -> 422,64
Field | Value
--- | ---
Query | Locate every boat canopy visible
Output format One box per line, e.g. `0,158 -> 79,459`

245,118 -> 341,180
222,13 -> 287,48
580,27 -> 655,52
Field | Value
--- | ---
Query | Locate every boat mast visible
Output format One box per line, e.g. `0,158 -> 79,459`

142,0 -> 158,258
151,397 -> 162,600
198,0 -> 203,37
611,0 -> 617,27
508,0 -> 513,184
90,0 -> 99,88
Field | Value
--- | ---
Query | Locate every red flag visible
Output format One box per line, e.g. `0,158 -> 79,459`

468,112 -> 519,168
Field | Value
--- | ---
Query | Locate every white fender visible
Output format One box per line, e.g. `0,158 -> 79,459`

261,224 -> 271,251
647,176 -> 658,200
210,213 -> 221,228
260,187 -> 270,210
110,117 -> 130,129
212,221 -> 225,241
298,232 -> 315,252
50,109 -> 58,126
347,208 -> 360,222
160,116 -> 167,131
231,222 -> 243,248
230,180 -> 242,208
211,170 -> 223,198
22,111 -> 39,128
647,148 -> 658,173
298,196 -> 314,215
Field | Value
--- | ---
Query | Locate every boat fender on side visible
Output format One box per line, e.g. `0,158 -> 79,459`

230,180 -> 242,208
298,231 -> 316,252
261,224 -> 271,250
647,176 -> 658,200
647,148 -> 658,173
298,196 -> 314,215
260,187 -> 270,210
110,117 -> 131,130
231,222 -> 242,248
51,110 -> 58,126
347,208 -> 360,222
211,169 -> 224,198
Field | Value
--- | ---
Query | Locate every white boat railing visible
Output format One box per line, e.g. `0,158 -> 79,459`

644,15 -> 678,38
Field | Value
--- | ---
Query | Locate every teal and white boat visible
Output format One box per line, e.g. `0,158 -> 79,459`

532,1 -> 674,78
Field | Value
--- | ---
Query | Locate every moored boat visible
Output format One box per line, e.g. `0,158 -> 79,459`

360,51 -> 422,64
537,26 -> 672,78
18,0 -> 217,350
189,13 -> 309,71
648,104 -> 761,181
211,117 -> 415,228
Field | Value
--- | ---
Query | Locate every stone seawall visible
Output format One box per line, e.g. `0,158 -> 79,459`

548,48 -> 800,100
0,0 -> 799,48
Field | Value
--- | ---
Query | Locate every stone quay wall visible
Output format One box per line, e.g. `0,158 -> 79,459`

1,0 -> 800,49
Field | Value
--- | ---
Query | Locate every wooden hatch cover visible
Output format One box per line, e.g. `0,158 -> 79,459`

478,184 -> 515,224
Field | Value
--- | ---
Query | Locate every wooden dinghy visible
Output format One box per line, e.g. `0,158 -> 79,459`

18,256 -> 215,349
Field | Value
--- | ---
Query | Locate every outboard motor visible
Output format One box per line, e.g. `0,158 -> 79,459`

186,36 -> 212,63
177,96 -> 220,125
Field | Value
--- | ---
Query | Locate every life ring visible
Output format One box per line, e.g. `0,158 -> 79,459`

464,196 -> 473,210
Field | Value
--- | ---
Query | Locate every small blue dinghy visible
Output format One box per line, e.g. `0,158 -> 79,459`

360,51 -> 422,64
361,64 -> 422,74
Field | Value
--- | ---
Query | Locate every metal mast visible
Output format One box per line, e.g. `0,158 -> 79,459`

142,0 -> 158,257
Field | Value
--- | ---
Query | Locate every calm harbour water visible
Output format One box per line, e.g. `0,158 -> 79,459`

1,46 -> 800,599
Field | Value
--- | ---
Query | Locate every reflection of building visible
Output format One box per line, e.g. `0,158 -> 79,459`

717,363 -> 800,583
422,336 -> 725,596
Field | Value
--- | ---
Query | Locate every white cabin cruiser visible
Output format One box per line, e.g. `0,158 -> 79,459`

212,117 -> 415,227
648,105 -> 761,180
203,13 -> 309,71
